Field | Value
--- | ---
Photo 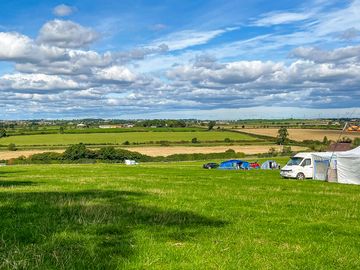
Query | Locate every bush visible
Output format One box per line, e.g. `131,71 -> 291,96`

122,141 -> 130,145
353,138 -> 360,147
7,143 -> 17,151
224,138 -> 231,143
63,143 -> 96,160
191,137 -> 198,144
29,152 -> 63,162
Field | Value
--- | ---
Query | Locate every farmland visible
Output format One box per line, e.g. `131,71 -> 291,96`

0,145 -> 308,160
0,162 -> 359,269
0,131 -> 258,147
240,128 -> 360,142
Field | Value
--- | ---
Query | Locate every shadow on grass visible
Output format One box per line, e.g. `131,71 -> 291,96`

0,170 -> 36,187
0,180 -> 35,187
0,190 -> 227,269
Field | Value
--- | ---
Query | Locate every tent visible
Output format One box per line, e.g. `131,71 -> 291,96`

312,146 -> 360,185
261,160 -> 278,170
336,147 -> 360,185
218,160 -> 250,170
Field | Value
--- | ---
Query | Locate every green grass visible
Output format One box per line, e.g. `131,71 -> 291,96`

0,131 -> 257,146
0,160 -> 359,269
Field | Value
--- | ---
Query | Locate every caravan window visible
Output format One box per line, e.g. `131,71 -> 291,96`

287,157 -> 303,166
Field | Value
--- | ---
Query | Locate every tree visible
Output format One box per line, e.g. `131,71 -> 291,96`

208,121 -> 216,130
0,128 -> 6,138
63,143 -> 96,160
322,136 -> 329,145
59,127 -> 64,134
276,127 -> 289,145
191,137 -> 198,143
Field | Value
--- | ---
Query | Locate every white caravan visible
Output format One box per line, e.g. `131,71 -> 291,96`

280,153 -> 315,179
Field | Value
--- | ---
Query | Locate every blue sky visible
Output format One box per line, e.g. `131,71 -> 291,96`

0,0 -> 359,119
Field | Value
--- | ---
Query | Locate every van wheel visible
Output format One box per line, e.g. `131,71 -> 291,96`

296,173 -> 305,180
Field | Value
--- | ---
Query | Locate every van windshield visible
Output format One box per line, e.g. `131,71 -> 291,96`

287,157 -> 303,166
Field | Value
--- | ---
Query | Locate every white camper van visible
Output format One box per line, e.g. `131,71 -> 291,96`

280,153 -> 314,179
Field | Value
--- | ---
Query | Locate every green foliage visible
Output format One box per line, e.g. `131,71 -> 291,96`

122,140 -> 130,145
276,127 -> 289,145
191,137 -> 198,143
59,126 -> 64,134
322,136 -> 329,145
0,128 -> 6,138
63,143 -> 96,160
208,121 -> 216,130
29,152 -> 63,163
224,137 -> 231,143
353,137 -> 360,147
7,143 -> 17,151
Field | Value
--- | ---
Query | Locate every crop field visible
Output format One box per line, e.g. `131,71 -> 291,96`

0,162 -> 359,269
0,131 -> 257,146
240,128 -> 360,142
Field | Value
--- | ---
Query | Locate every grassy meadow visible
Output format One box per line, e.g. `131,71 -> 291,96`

1,161 -> 359,269
0,131 -> 257,146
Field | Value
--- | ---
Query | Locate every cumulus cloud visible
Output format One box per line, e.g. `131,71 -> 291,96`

94,66 -> 137,82
291,45 -> 360,63
53,4 -> 76,17
0,73 -> 83,91
37,20 -> 99,48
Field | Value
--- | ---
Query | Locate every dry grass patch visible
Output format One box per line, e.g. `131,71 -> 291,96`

239,128 -> 360,142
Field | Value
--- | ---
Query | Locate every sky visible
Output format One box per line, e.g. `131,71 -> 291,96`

0,0 -> 360,120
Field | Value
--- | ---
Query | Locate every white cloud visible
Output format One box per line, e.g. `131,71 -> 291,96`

254,11 -> 313,26
53,4 -> 76,17
37,20 -> 99,48
0,73 -> 82,91
292,45 -> 360,63
151,27 -> 238,51
94,66 -> 137,82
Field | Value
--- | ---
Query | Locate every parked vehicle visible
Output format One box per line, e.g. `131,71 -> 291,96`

280,153 -> 313,179
203,162 -> 219,169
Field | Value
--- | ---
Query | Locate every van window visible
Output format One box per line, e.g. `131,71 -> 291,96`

287,157 -> 303,166
301,159 -> 311,166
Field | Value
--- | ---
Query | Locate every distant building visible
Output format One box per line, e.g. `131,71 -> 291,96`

99,125 -> 123,129
77,123 -> 87,128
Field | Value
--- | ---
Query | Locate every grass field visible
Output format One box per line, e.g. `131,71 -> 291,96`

1,162 -> 359,269
0,131 -> 258,146
240,128 -> 360,142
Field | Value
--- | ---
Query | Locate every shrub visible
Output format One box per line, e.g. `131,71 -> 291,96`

224,138 -> 231,143
63,143 -> 96,160
191,137 -> 198,144
7,143 -> 17,151
122,141 -> 130,145
353,137 -> 360,147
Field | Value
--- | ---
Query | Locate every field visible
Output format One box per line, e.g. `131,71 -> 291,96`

240,128 -> 360,142
0,145 -> 308,160
0,131 -> 257,146
1,162 -> 359,269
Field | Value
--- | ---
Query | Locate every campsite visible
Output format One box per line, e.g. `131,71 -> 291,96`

1,0 -> 360,268
1,160 -> 360,269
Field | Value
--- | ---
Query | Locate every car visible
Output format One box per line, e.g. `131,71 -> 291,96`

203,162 -> 219,169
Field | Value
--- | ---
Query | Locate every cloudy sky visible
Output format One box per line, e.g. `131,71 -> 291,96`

0,0 -> 360,119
